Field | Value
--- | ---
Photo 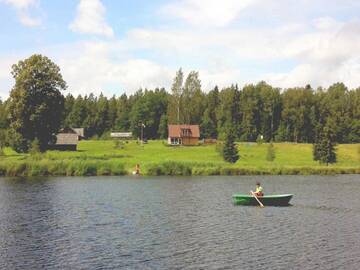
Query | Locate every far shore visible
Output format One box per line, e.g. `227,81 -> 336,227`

0,140 -> 359,177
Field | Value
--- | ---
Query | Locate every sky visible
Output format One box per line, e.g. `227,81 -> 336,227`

1,0 -> 360,99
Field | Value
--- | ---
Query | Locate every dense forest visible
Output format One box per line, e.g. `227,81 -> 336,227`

0,61 -> 360,147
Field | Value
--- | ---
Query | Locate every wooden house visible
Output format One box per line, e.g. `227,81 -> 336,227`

168,125 -> 200,146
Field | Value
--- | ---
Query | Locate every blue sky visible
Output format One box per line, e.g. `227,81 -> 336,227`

1,0 -> 360,98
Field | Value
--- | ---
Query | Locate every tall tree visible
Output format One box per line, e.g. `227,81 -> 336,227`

217,85 -> 241,140
0,99 -> 9,129
318,83 -> 351,143
201,86 -> 219,138
158,114 -> 168,139
280,86 -> 316,142
222,127 -> 239,163
168,69 -> 184,124
240,84 -> 261,141
94,93 -> 109,137
108,95 -> 118,129
8,54 -> 66,152
115,94 -> 131,131
182,71 -> 204,124
313,121 -> 337,165
258,82 -> 282,142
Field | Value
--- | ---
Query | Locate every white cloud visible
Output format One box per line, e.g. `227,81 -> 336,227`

70,0 -> 114,37
124,17 -> 360,90
265,20 -> 360,89
1,0 -> 36,9
161,0 -> 257,27
2,1 -> 360,99
1,0 -> 41,26
55,41 -> 172,96
0,55 -> 21,99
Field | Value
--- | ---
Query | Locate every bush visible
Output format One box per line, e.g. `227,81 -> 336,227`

256,134 -> 264,145
146,161 -> 192,176
30,138 -> 41,155
266,143 -> 275,161
114,140 -> 125,149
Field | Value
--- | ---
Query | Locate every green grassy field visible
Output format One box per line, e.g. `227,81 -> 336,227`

0,140 -> 359,176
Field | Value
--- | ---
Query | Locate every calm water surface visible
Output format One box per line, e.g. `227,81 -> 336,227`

0,175 -> 360,270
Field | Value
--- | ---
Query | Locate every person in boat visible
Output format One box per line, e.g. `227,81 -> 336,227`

253,182 -> 264,197
133,164 -> 140,175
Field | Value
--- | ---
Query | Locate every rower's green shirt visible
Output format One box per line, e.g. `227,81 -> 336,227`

256,186 -> 263,193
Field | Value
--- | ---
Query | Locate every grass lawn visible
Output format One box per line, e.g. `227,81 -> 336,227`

1,140 -> 359,176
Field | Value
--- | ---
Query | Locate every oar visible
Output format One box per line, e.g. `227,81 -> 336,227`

251,190 -> 264,208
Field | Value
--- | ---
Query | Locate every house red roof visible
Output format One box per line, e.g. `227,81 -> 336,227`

168,125 -> 200,138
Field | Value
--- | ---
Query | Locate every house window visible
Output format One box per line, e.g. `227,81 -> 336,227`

171,138 -> 182,145
181,128 -> 192,137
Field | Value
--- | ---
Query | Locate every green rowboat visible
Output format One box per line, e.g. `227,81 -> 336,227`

232,194 -> 293,206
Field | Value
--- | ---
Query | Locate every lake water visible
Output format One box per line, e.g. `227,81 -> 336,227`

0,175 -> 360,270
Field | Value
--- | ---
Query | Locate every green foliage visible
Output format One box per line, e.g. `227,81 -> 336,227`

266,142 -> 276,161
313,123 -> 337,165
8,54 -> 66,152
217,85 -> 241,140
0,99 -> 9,129
146,161 -> 192,176
0,129 -> 6,155
158,114 -> 168,139
130,89 -> 168,139
2,64 -> 360,149
168,68 -> 183,124
114,140 -> 125,149
281,86 -> 317,143
29,138 -> 41,155
0,140 -> 359,176
222,129 -> 239,163
256,134 -> 264,145
200,86 -> 219,139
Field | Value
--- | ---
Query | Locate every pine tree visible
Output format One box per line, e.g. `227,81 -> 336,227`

313,124 -> 337,165
223,128 -> 239,163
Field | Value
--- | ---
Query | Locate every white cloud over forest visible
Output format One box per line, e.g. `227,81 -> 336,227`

70,0 -> 114,37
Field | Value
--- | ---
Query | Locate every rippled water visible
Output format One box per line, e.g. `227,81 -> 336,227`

0,175 -> 360,269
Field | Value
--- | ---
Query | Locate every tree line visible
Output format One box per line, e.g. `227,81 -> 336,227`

0,55 -> 359,154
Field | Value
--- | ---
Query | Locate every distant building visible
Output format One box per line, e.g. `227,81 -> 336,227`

73,128 -> 85,140
168,125 -> 200,146
110,132 -> 133,139
51,127 -> 79,151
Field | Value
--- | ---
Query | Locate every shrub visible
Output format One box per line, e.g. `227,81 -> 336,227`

114,140 -> 125,149
29,138 -> 41,155
266,143 -> 275,161
146,161 -> 192,176
256,134 -> 264,145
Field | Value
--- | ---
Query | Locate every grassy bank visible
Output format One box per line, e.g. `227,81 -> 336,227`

0,140 -> 359,177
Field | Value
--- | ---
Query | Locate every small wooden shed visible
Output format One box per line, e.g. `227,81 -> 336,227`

52,128 -> 79,151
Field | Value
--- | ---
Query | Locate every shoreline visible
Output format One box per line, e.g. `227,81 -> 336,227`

1,141 -> 359,177
0,159 -> 359,177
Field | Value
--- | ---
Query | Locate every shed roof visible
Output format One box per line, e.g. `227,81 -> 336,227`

168,125 -> 200,138
55,133 -> 79,145
73,128 -> 85,137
